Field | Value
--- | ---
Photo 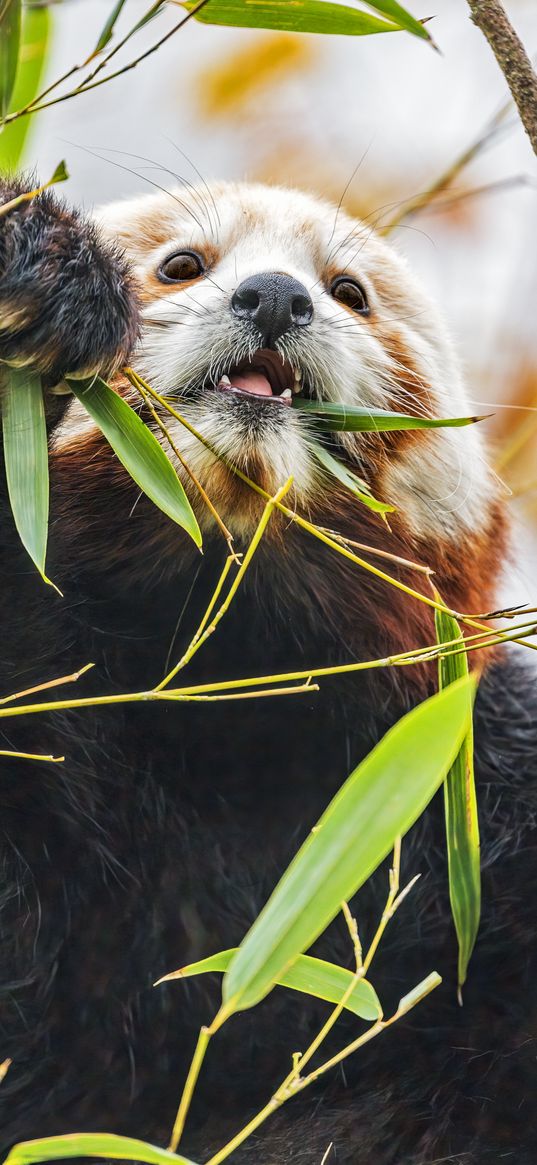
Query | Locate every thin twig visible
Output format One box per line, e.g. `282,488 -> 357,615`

204,846 -> 435,1165
0,750 -> 64,762
0,0 -> 210,126
0,662 -> 94,705
383,91 -> 515,231
156,477 -> 294,690
126,371 -> 537,652
467,0 -> 537,158
0,618 -> 534,722
135,377 -> 235,551
168,1015 -> 222,1153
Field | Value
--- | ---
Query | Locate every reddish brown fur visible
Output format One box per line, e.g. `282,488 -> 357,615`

51,374 -> 507,697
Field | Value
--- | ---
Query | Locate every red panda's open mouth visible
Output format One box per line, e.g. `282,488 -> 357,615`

214,349 -> 302,406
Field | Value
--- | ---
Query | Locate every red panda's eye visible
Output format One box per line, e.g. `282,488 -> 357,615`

158,251 -> 205,283
330,276 -> 369,315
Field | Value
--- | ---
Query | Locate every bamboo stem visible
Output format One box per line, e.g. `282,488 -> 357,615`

467,0 -> 537,158
205,846 -> 439,1165
125,371 -> 537,652
0,619 -> 534,721
156,478 -> 293,689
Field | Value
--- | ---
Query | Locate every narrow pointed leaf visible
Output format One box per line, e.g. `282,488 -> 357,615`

93,0 -> 164,53
223,676 -> 476,1013
363,1 -> 429,41
294,399 -> 483,432
4,1134 -> 195,1165
49,159 -> 69,185
0,160 -> 69,219
0,0 -> 21,117
132,1 -> 168,33
0,5 -> 52,171
66,378 -> 201,548
311,440 -> 394,515
184,0 -> 401,36
1,368 -> 51,583
93,0 -> 128,52
157,948 -> 381,1020
435,604 -> 480,992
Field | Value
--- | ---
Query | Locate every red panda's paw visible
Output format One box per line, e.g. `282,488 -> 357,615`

0,176 -> 140,383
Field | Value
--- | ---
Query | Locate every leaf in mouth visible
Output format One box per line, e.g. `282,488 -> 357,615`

293,400 -> 487,432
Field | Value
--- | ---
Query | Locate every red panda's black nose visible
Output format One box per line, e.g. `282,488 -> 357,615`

231,272 -> 313,346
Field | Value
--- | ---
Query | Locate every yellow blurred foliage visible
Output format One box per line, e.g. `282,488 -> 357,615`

196,33 -> 317,119
493,362 -> 537,507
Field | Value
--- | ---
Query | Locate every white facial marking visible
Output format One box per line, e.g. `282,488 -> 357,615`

84,182 -> 497,540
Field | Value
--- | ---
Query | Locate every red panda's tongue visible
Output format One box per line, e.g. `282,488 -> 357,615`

231,370 -> 273,397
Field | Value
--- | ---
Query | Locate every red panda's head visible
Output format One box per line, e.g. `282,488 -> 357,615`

56,182 -> 506,647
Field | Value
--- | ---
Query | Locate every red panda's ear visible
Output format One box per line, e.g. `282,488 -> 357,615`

0,177 -> 140,381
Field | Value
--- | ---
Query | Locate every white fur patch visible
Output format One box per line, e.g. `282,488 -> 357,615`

87,182 -> 498,540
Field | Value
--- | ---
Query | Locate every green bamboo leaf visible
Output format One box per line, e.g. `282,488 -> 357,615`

4,1134 -> 195,1165
294,399 -> 485,433
0,160 -> 69,220
49,159 -> 69,185
0,0 -> 21,118
311,440 -> 394,515
157,948 -> 382,1020
222,676 -> 476,1013
434,603 -> 480,995
93,0 -> 165,55
1,367 -> 52,585
93,0 -> 128,52
184,0 -> 402,36
0,5 -> 52,171
66,377 -> 202,548
362,1 -> 429,41
132,1 -> 168,33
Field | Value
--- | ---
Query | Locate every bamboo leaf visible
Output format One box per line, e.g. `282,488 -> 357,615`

66,377 -> 202,548
184,0 -> 402,36
1,368 -> 52,584
93,0 -> 128,52
0,5 -> 52,171
434,603 -> 480,995
132,1 -> 168,33
362,1 -> 429,41
4,1134 -> 195,1165
311,440 -> 394,515
0,160 -> 69,218
93,0 -> 165,55
294,399 -> 485,432
222,676 -> 476,1013
157,949 -> 382,1020
49,159 -> 69,184
0,0 -> 21,117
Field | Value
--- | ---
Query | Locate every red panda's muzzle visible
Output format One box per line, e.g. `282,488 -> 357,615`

213,348 -> 301,404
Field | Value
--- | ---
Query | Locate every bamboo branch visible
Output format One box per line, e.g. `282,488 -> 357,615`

125,371 -> 537,652
467,0 -> 537,157
203,848 -> 438,1165
0,0 -> 210,127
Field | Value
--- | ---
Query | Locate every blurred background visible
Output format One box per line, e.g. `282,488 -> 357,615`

2,0 -> 536,598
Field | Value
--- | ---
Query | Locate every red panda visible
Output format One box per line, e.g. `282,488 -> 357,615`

0,176 -> 535,1163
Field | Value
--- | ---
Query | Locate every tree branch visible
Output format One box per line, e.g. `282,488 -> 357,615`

467,0 -> 537,157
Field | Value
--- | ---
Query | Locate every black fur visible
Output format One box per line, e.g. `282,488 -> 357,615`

0,183 -> 536,1164
0,177 -> 139,381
